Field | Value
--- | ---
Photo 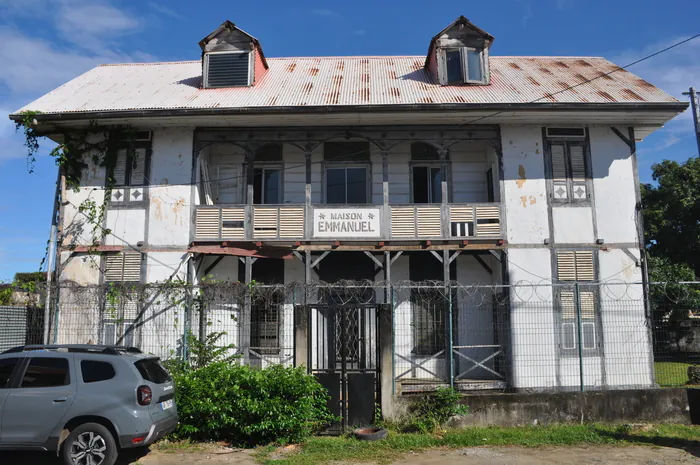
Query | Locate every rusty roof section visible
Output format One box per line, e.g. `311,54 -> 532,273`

12,56 -> 681,116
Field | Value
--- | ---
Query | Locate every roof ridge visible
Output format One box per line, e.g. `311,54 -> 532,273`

95,56 -> 609,68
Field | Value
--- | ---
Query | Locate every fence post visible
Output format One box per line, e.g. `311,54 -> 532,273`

574,282 -> 584,392
197,287 -> 207,343
448,286 -> 454,388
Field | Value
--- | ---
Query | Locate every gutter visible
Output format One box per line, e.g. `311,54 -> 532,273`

7,102 -> 689,123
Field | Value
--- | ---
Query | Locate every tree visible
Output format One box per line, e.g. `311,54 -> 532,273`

642,157 -> 700,277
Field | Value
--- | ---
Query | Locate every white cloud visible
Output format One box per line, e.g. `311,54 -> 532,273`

148,2 -> 182,19
55,1 -> 141,51
0,106 -> 30,161
311,8 -> 340,17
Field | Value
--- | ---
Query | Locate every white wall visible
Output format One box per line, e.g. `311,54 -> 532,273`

500,126 -> 549,245
589,127 -> 639,246
147,128 -> 193,246
552,207 -> 595,244
506,248 -> 557,389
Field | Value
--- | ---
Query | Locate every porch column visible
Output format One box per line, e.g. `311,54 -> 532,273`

443,249 -> 454,388
382,148 -> 390,241
439,147 -> 449,237
294,250 -> 312,368
245,147 -> 255,240
304,145 -> 312,240
242,256 -> 254,365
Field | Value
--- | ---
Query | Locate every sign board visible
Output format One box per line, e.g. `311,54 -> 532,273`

312,208 -> 381,238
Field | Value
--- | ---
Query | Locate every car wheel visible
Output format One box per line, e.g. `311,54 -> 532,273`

61,422 -> 118,465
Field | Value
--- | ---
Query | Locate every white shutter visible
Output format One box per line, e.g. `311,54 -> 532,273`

569,145 -> 586,182
104,252 -> 142,282
112,149 -> 127,186
560,291 -> 576,319
579,291 -> 596,319
130,148 -> 147,186
216,165 -> 239,203
557,251 -> 577,281
550,144 -> 568,183
557,251 -> 594,282
574,251 -> 595,281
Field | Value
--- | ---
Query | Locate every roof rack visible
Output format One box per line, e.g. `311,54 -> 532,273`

2,345 -> 143,355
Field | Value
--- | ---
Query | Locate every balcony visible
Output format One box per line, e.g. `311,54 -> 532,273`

194,203 -> 502,242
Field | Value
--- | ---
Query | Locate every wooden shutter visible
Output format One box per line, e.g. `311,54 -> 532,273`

130,148 -> 147,186
104,252 -> 142,282
550,144 -> 568,183
569,144 -> 586,182
557,251 -> 595,281
112,149 -> 127,186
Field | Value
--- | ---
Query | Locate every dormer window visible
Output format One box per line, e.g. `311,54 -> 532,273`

445,48 -> 485,84
199,20 -> 268,89
204,51 -> 252,88
425,16 -> 493,86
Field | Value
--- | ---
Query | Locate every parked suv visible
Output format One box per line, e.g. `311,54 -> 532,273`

0,345 -> 178,465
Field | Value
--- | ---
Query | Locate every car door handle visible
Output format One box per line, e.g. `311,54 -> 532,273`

53,397 -> 68,403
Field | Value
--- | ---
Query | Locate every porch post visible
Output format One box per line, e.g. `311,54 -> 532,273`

439,147 -> 449,237
382,148 -> 390,241
245,147 -> 255,240
242,256 -> 253,365
305,144 -> 312,240
444,249 -> 454,388
379,251 -> 395,418
294,251 -> 311,368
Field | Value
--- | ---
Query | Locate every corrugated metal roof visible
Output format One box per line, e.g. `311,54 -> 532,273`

13,56 -> 679,115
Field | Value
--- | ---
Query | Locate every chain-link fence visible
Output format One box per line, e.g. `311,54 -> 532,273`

2,280 -> 699,393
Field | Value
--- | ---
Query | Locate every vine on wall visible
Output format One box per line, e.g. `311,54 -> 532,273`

16,110 -> 140,258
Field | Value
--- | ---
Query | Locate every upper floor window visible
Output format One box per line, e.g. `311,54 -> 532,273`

546,129 -> 589,203
443,47 -> 486,85
411,142 -> 444,204
204,51 -> 252,88
107,134 -> 151,204
324,142 -> 370,204
251,143 -> 283,205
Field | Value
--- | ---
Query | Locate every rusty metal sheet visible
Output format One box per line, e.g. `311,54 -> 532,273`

13,56 -> 679,115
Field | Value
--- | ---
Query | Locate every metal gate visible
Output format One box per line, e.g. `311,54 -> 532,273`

308,303 -> 381,432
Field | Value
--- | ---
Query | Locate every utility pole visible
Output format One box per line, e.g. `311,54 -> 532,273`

682,87 -> 700,157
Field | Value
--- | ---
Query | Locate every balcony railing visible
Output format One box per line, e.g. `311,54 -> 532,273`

194,203 -> 502,242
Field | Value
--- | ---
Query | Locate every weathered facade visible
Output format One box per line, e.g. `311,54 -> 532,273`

10,16 -> 687,425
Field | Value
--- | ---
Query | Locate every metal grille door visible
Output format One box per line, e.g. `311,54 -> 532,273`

309,304 -> 381,432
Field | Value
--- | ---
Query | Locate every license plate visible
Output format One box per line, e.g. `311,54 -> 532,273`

160,399 -> 174,410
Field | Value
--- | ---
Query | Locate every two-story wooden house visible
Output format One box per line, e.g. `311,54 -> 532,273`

11,16 -> 687,424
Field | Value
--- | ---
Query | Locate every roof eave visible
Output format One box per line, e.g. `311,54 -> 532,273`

8,102 -> 689,123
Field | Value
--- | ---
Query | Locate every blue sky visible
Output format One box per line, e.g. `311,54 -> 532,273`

0,0 -> 698,281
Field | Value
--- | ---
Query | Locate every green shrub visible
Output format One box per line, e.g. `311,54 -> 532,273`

407,387 -> 468,433
172,363 -> 336,445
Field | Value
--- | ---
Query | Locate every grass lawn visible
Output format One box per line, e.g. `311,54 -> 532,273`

654,361 -> 692,386
257,424 -> 700,465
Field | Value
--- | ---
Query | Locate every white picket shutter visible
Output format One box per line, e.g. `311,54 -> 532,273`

112,149 -> 127,186
569,145 -> 586,182
557,251 -> 594,282
550,144 -> 568,183
130,148 -> 147,186
104,252 -> 142,282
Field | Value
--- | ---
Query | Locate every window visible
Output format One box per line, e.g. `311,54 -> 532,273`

0,358 -> 19,388
555,250 -> 599,355
81,361 -> 116,383
204,51 -> 251,88
412,167 -> 442,203
409,254 -> 456,356
326,167 -> 368,204
324,142 -> 370,204
21,358 -> 70,388
253,167 -> 282,204
486,168 -> 495,202
244,259 -> 284,355
104,252 -> 142,283
548,139 -> 589,203
442,47 -> 485,85
134,359 -> 172,383
108,144 -> 150,204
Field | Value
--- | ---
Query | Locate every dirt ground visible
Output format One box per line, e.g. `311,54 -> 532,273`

1,444 -> 698,464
